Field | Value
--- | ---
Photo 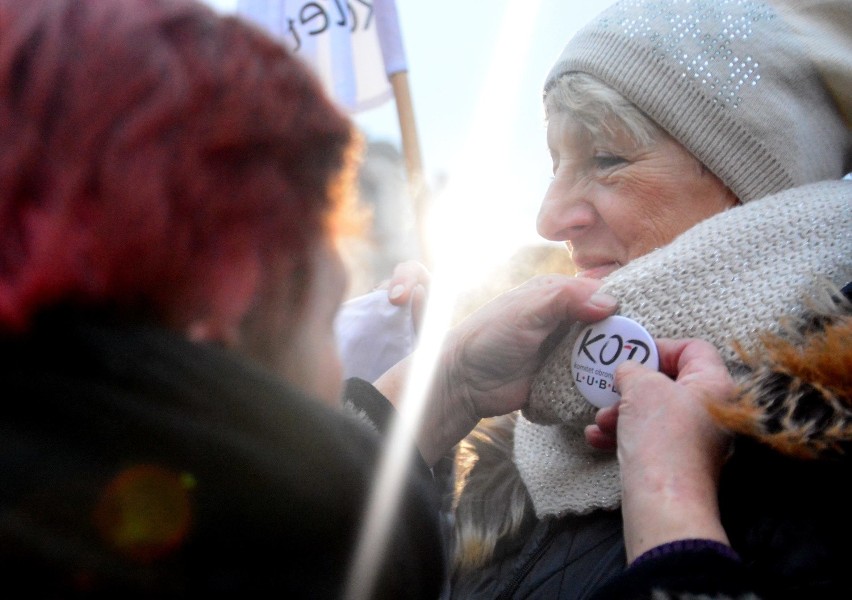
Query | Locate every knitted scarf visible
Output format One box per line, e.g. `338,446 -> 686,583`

514,180 -> 852,518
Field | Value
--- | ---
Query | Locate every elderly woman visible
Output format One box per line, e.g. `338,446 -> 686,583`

444,0 -> 851,598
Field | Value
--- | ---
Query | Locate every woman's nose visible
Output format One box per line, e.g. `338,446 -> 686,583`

536,174 -> 595,242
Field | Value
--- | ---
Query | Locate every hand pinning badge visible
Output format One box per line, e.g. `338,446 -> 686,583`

571,315 -> 659,408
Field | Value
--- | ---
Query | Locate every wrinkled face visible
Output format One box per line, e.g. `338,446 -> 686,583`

537,112 -> 738,279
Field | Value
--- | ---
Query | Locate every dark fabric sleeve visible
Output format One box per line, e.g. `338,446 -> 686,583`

589,545 -> 754,600
630,539 -> 741,568
1,319 -> 448,598
343,377 -> 436,484
343,377 -> 396,434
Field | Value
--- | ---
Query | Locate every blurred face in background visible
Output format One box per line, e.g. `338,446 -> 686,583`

279,242 -> 348,406
237,241 -> 349,407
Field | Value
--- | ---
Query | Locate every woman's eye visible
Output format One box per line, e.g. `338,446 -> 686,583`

593,154 -> 627,170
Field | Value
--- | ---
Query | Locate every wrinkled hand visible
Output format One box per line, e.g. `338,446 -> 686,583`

585,338 -> 734,469
586,338 -> 736,561
407,275 -> 618,464
375,260 -> 430,334
445,275 -> 619,418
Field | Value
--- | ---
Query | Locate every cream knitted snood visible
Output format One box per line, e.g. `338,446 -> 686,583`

514,181 -> 852,518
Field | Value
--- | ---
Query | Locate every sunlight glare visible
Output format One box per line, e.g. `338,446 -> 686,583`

343,1 -> 544,597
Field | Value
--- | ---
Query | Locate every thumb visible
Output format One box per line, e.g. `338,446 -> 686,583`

614,359 -> 654,396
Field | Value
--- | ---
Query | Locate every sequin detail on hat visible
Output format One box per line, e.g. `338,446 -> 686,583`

599,0 -> 775,108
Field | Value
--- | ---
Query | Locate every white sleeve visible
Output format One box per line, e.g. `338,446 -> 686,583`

334,289 -> 418,382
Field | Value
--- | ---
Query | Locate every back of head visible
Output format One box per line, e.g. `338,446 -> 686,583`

0,0 -> 356,332
545,0 -> 852,203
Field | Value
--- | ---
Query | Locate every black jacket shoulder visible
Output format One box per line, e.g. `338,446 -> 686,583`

0,315 -> 444,598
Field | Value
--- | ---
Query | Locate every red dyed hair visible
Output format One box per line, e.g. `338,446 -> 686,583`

0,0 -> 358,332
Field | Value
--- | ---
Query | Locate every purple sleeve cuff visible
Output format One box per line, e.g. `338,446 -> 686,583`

631,538 -> 741,568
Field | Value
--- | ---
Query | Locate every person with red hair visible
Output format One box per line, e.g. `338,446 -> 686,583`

0,0 -> 620,596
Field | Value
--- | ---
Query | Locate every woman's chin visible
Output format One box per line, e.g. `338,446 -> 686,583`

575,263 -> 622,280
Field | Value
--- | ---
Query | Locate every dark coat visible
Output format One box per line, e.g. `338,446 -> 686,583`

0,311 -> 444,598
449,510 -> 625,599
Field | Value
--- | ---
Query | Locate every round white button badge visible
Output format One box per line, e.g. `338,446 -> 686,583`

570,315 -> 659,408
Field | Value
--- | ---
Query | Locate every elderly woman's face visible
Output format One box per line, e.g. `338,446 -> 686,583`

537,112 -> 737,279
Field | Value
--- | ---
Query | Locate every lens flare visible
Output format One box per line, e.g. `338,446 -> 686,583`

93,464 -> 195,564
343,1 -> 543,597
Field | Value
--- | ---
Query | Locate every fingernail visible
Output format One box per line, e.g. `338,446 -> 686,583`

389,284 -> 405,300
589,292 -> 618,309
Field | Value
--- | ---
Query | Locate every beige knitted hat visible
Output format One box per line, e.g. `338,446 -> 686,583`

516,182 -> 852,517
545,0 -> 852,203
770,0 -> 852,127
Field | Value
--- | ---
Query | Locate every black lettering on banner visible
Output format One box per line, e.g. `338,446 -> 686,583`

283,0 -> 374,53
301,3 -> 329,36
331,0 -> 347,26
355,0 -> 374,28
286,18 -> 302,50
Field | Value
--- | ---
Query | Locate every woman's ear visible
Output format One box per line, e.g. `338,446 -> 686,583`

185,318 -> 240,346
183,249 -> 265,347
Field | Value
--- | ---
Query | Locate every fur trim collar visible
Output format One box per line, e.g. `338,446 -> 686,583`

714,283 -> 852,459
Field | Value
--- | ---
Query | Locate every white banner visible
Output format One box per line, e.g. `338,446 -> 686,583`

236,0 -> 407,113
